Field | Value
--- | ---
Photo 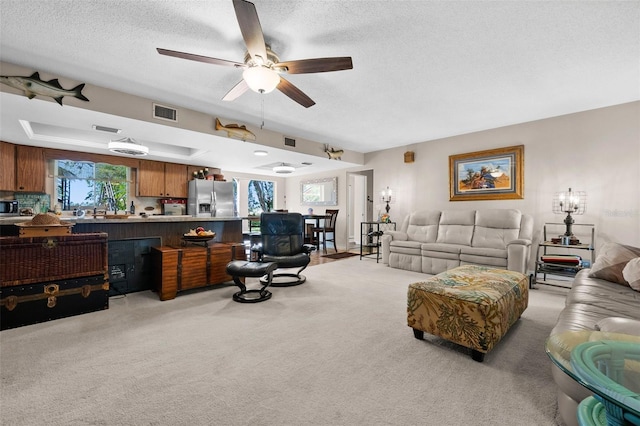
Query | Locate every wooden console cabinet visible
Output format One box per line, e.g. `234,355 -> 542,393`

152,242 -> 244,301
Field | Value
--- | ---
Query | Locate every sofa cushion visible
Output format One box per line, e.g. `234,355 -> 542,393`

421,242 -> 462,254
436,210 -> 475,245
406,210 -> 441,243
460,246 -> 508,259
389,240 -> 422,255
588,242 -> 640,285
622,257 -> 640,291
595,317 -> 640,335
565,270 -> 640,318
471,209 -> 522,250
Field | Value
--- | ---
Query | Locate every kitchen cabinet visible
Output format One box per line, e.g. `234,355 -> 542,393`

164,162 -> 188,198
138,160 -> 188,198
15,145 -> 46,193
0,142 -> 16,191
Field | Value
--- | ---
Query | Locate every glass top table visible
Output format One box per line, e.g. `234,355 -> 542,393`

546,330 -> 640,425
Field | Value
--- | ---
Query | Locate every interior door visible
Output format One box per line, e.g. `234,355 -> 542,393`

347,173 -> 367,248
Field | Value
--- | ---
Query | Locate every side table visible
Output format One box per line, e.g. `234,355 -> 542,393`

360,221 -> 396,262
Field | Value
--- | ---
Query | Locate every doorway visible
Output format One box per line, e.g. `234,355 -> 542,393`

346,170 -> 374,250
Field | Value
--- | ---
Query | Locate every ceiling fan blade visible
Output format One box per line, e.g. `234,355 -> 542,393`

222,79 -> 249,101
276,57 -> 353,74
232,0 -> 268,63
157,48 -> 244,67
277,77 -> 315,108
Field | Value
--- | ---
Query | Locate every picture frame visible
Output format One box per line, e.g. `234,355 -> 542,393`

449,145 -> 524,201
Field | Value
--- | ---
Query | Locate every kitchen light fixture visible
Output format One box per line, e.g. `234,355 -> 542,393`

243,66 -> 280,94
273,163 -> 295,174
254,150 -> 268,156
108,137 -> 149,156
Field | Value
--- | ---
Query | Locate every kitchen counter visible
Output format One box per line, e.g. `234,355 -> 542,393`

0,215 -> 241,224
0,215 -> 243,246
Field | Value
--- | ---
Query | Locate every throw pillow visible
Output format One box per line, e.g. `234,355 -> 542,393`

588,242 -> 640,285
622,257 -> 640,292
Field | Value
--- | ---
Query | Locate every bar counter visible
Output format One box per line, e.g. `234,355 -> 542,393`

0,215 -> 243,247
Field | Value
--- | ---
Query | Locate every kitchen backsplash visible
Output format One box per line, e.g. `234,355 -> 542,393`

15,193 -> 50,213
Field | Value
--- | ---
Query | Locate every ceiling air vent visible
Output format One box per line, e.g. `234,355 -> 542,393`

284,137 -> 296,147
153,103 -> 178,122
92,124 -> 122,134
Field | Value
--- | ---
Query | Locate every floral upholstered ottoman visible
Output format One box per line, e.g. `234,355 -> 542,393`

407,265 -> 528,362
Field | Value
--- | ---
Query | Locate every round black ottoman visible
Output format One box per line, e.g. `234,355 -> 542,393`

226,261 -> 278,303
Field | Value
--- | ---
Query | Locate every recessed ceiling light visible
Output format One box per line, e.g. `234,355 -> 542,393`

254,150 -> 268,156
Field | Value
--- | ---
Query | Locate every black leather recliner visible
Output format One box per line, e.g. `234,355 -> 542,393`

258,212 -> 316,286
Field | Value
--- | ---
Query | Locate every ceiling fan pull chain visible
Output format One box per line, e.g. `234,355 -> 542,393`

261,95 -> 265,129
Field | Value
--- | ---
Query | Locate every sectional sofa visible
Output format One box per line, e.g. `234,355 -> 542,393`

548,242 -> 640,426
381,209 -> 534,275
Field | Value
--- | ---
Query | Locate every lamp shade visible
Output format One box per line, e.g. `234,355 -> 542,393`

243,66 -> 280,94
553,188 -> 586,215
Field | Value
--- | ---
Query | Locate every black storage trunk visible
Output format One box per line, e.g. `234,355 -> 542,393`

0,274 -> 108,330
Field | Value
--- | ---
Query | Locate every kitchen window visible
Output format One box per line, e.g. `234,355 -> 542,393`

55,160 -> 131,211
248,180 -> 274,216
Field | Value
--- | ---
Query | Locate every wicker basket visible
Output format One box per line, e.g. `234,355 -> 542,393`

0,233 -> 108,286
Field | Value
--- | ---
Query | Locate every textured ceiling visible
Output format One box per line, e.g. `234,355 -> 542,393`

0,0 -> 638,176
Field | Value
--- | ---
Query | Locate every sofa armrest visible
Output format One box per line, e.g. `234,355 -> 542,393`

385,231 -> 408,241
507,240 -> 532,274
380,231 -> 408,265
507,238 -> 532,246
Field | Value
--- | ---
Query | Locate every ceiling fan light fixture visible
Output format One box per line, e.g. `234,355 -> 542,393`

108,137 -> 149,156
273,163 -> 295,174
243,66 -> 280,94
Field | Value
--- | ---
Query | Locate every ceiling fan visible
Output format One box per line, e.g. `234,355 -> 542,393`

157,0 -> 352,108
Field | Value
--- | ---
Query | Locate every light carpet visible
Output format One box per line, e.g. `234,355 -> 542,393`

0,258 -> 568,426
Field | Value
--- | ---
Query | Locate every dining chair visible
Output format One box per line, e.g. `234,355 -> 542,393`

312,209 -> 339,254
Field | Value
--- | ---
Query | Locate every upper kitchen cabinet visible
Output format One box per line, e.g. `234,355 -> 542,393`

138,160 -> 188,198
0,142 -> 16,191
164,162 -> 188,198
15,145 -> 46,193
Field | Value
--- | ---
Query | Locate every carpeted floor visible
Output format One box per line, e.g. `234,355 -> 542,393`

0,258 -> 568,425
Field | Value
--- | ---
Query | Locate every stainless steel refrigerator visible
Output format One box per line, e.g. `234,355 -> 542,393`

187,180 -> 237,218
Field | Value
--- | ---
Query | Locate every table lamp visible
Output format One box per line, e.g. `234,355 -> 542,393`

381,186 -> 393,214
552,187 -> 586,243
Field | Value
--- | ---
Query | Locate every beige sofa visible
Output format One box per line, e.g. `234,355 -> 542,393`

548,242 -> 640,426
381,209 -> 534,275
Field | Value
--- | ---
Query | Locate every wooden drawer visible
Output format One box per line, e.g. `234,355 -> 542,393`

152,243 -> 242,301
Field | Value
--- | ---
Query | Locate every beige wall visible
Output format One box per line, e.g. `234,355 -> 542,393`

287,102 -> 640,264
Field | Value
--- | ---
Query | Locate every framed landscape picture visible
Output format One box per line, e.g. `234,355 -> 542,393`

449,145 -> 524,201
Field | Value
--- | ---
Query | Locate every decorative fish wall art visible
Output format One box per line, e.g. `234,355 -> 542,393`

0,72 -> 89,106
215,118 -> 256,141
324,144 -> 344,160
